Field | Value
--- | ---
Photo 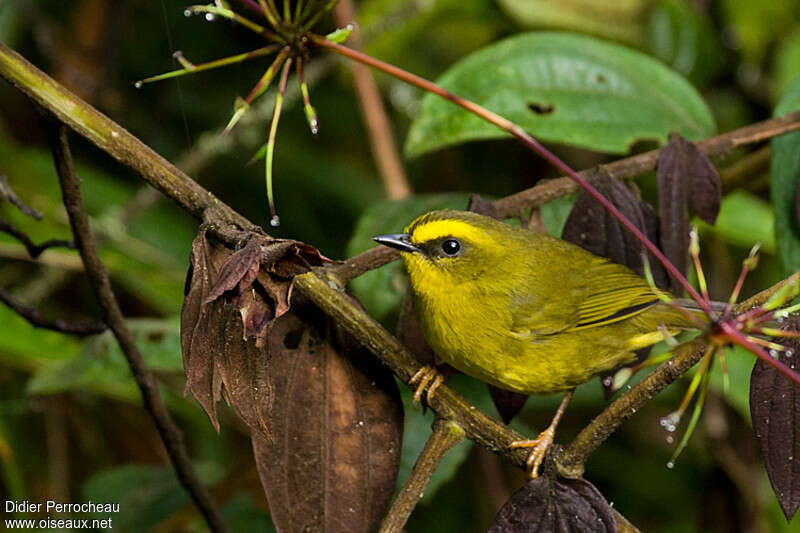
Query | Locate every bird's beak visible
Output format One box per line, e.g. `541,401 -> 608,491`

372,233 -> 421,254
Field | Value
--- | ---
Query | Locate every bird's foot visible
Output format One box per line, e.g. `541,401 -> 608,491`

409,365 -> 445,408
509,391 -> 574,478
509,427 -> 556,479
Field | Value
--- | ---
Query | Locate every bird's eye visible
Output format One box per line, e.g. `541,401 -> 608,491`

440,238 -> 462,257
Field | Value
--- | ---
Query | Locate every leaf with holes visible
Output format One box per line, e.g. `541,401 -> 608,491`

489,475 -> 616,532
406,32 -> 715,158
252,307 -> 403,533
750,317 -> 800,522
657,133 -> 720,293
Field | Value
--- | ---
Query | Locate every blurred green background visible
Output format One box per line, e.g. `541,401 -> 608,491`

0,0 -> 799,531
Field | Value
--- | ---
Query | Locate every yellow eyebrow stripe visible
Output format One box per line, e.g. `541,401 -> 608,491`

407,219 -> 488,245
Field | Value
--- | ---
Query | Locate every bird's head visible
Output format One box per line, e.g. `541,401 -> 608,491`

373,210 -> 513,289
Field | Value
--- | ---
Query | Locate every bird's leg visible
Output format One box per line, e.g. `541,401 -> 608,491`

509,390 -> 574,478
409,365 -> 447,407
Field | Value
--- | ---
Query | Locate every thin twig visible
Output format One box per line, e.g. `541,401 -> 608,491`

0,287 -> 106,335
333,0 -> 411,199
1,173 -> 42,218
48,124 -> 230,533
0,219 -> 75,258
378,418 -> 465,533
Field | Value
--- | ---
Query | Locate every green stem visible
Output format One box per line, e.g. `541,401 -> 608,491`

136,45 -> 279,86
265,58 -> 293,226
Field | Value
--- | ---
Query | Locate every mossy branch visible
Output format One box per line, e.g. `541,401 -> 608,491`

3,39 -> 800,530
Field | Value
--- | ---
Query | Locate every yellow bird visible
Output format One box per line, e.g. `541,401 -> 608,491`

374,209 -> 701,476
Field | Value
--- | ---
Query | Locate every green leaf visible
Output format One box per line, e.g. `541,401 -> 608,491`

540,194 -> 576,238
772,29 -> 800,103
720,0 -> 800,64
405,32 -> 716,158
326,26 -> 353,44
27,319 -> 183,399
499,0 -> 648,45
646,0 -> 722,88
702,190 -> 775,253
346,193 -> 472,323
82,463 -> 224,532
771,74 -> 800,275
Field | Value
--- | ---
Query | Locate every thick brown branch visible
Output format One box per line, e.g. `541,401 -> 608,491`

49,124 -> 230,533
492,111 -> 800,217
0,287 -> 106,334
295,268 -> 535,469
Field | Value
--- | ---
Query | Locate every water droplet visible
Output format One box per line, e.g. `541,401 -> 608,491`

770,349 -> 779,358
184,8 -> 193,17
358,421 -> 364,426
205,13 -> 216,21
659,412 -> 680,432
270,215 -> 281,227
134,80 -> 143,89
602,376 -> 613,386
787,350 -> 794,358
666,461 -> 675,469
666,435 -> 674,444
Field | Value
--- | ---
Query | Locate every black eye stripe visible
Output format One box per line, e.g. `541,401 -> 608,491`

440,238 -> 461,256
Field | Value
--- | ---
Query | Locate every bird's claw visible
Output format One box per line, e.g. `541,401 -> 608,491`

409,365 -> 444,408
509,426 -> 556,479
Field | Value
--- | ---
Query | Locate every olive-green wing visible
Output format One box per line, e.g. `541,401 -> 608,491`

568,261 -> 660,331
509,258 -> 660,337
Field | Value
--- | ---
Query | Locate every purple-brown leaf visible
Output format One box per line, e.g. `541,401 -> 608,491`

657,133 -> 721,293
489,475 -> 617,533
253,308 -> 403,533
181,231 -> 331,425
562,169 -> 654,279
182,231 -> 403,532
204,238 -> 262,304
750,317 -> 800,521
